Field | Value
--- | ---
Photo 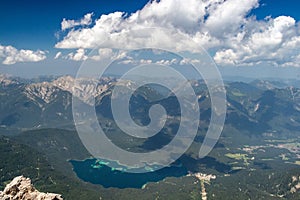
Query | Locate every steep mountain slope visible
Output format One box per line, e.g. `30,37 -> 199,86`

0,136 -> 101,200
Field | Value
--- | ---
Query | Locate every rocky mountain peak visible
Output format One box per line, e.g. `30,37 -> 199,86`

24,75 -> 115,105
0,176 -> 63,200
0,74 -> 19,87
25,82 -> 61,104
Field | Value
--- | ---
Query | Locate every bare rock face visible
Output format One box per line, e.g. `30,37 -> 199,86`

0,176 -> 63,200
24,75 -> 114,105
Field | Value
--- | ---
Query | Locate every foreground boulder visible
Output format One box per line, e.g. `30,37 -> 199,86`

0,176 -> 63,200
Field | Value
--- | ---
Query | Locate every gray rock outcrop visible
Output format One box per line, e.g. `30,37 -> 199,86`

0,176 -> 63,200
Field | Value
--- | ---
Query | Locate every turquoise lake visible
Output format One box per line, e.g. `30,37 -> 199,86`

70,158 -> 188,189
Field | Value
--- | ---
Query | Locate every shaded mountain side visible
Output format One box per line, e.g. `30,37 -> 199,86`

0,136 -> 101,200
0,83 -> 75,131
14,129 -> 91,177
206,167 -> 300,200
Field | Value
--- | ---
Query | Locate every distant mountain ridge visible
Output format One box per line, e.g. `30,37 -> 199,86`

0,74 -> 299,138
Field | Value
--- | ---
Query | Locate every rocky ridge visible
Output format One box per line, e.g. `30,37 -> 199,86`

24,76 -> 115,105
0,74 -> 19,87
0,176 -> 63,200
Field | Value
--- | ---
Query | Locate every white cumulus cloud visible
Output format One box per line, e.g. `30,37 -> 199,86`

214,16 -> 300,67
61,13 -> 93,31
0,44 -> 47,65
90,48 -> 126,61
66,48 -> 88,61
55,0 -> 300,67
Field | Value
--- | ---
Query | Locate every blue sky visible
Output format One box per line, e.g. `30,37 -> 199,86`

0,0 -> 150,49
0,0 -> 299,79
253,0 -> 300,20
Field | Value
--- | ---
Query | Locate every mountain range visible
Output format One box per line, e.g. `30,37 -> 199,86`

0,74 -> 300,199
